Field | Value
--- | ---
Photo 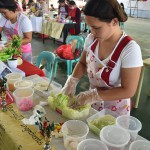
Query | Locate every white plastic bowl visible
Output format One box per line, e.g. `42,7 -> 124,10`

100,125 -> 130,150
116,115 -> 142,142
62,120 -> 89,150
77,139 -> 108,150
129,140 -> 150,150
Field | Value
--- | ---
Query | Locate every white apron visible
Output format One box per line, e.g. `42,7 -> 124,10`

86,36 -> 132,117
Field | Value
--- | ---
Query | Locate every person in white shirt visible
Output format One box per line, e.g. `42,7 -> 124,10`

0,0 -> 33,62
61,0 -> 143,117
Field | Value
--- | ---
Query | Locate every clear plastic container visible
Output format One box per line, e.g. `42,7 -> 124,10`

77,139 -> 108,150
14,80 -> 33,89
86,109 -> 116,135
62,120 -> 89,150
116,115 -> 142,142
13,88 -> 34,111
129,140 -> 150,150
100,125 -> 130,150
6,73 -> 23,92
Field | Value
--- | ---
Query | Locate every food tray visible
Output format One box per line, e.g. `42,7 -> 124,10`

86,109 -> 116,135
24,74 -> 62,98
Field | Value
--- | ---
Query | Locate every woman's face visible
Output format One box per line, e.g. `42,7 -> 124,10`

69,5 -> 76,9
59,2 -> 65,7
0,9 -> 15,20
85,16 -> 115,40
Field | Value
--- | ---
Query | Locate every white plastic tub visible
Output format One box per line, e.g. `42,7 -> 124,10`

116,115 -> 142,142
100,125 -> 130,150
129,140 -> 150,150
14,80 -> 33,89
62,120 -> 89,150
77,139 -> 108,150
13,88 -> 34,111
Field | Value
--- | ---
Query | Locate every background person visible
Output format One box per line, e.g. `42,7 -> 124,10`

61,0 -> 143,116
68,0 -> 81,35
0,0 -> 33,62
58,0 -> 69,21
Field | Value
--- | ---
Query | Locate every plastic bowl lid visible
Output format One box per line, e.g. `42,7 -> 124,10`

100,125 -> 130,148
14,80 -> 33,89
77,139 -> 108,150
116,115 -> 142,133
129,140 -> 150,150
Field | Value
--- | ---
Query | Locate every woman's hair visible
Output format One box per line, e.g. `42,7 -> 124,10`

69,1 -> 76,6
0,0 -> 18,12
83,0 -> 128,22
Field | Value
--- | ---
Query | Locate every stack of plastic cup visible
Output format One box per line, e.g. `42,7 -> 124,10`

100,125 -> 130,150
129,140 -> 150,150
77,139 -> 108,150
61,120 -> 89,150
116,115 -> 142,142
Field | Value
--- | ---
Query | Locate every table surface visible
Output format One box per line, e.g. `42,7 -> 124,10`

21,92 -> 148,150
17,59 -> 45,77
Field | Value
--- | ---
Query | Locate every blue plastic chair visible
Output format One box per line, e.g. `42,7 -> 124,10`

36,51 -> 56,79
53,35 -> 84,78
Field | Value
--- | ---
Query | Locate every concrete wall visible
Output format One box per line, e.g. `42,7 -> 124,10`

118,0 -> 150,18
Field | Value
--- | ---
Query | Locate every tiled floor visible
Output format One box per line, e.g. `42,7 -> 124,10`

31,17 -> 150,141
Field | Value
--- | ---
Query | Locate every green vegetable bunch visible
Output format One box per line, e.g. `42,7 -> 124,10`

11,35 -> 22,49
0,35 -> 22,61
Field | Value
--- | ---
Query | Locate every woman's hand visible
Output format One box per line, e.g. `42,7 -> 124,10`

61,75 -> 79,97
76,88 -> 102,105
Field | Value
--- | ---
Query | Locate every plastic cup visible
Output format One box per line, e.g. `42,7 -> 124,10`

100,125 -> 130,150
116,115 -> 142,142
77,139 -> 108,150
7,58 -> 18,68
14,80 -> 33,89
6,73 -> 23,92
129,140 -> 150,150
61,120 -> 89,150
13,88 -> 34,111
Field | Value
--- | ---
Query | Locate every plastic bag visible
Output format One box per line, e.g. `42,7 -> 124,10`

55,44 -> 80,60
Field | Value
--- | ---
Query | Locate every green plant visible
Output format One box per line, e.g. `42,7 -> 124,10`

1,35 -> 22,60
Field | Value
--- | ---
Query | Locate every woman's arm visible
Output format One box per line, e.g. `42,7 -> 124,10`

98,67 -> 142,101
21,31 -> 32,45
72,50 -> 87,79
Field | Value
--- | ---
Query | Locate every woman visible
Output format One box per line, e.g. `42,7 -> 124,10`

0,0 -> 33,62
61,0 -> 143,116
58,0 -> 69,21
68,1 -> 81,35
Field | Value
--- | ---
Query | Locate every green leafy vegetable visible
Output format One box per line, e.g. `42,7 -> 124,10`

90,115 -> 116,130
